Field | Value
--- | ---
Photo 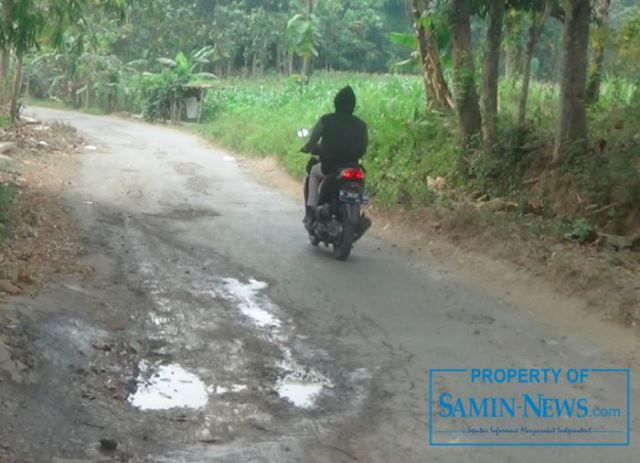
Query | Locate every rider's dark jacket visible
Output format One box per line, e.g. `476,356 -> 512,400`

303,86 -> 368,175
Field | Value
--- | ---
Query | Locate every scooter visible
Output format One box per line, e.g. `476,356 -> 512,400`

298,129 -> 372,261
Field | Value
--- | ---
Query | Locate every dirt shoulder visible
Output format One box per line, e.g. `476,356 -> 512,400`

0,121 -> 91,299
237,155 -> 639,358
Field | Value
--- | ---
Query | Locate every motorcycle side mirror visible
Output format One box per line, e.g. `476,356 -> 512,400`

297,128 -> 309,139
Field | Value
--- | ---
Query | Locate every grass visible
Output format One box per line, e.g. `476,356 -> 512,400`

197,72 -> 459,208
196,72 -> 639,222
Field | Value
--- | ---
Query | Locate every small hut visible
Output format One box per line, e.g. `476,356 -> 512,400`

169,81 -> 215,125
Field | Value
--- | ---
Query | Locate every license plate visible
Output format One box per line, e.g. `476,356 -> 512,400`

340,190 -> 369,204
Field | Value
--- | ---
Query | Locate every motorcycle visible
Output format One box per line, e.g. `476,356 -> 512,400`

298,128 -> 372,261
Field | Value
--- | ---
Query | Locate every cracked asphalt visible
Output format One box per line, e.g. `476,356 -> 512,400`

0,107 -> 637,462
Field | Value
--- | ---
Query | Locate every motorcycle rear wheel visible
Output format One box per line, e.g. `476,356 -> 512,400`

333,220 -> 354,261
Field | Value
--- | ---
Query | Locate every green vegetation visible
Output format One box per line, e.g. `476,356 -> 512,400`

198,73 -> 458,208
193,72 -> 639,235
1,0 -> 639,239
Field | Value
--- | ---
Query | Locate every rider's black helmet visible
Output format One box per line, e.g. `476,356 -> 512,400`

334,86 -> 356,114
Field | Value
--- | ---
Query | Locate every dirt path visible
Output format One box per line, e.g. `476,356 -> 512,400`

0,108 -> 637,462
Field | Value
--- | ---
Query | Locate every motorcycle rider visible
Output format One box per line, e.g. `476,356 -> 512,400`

301,86 -> 368,225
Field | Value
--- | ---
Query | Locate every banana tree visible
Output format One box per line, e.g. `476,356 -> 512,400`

152,47 -> 217,123
156,46 -> 217,80
0,0 -> 132,121
3,0 -> 44,122
286,6 -> 319,82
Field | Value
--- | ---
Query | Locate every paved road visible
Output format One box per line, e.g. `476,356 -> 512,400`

2,107 -> 636,462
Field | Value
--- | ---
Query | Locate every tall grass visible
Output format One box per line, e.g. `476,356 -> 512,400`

197,72 -> 639,212
199,72 -> 459,207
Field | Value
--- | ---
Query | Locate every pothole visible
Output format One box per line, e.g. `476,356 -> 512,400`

145,207 -> 220,221
219,277 -> 334,409
127,360 -> 209,411
275,380 -> 324,409
222,278 -> 281,328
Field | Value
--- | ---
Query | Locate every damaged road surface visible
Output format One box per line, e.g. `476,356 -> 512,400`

1,108 -> 637,462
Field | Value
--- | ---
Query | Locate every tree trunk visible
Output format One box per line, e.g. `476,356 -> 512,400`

287,51 -> 294,76
553,0 -> 590,163
226,58 -> 233,78
242,52 -> 249,78
0,51 -> 10,106
301,0 -> 315,83
450,0 -> 482,150
301,55 -> 311,80
482,0 -> 504,150
0,49 -> 9,78
411,0 -> 454,110
586,0 -> 611,104
505,11 -> 523,81
276,46 -> 284,75
0,0 -> 13,105
10,52 -> 23,124
518,2 -> 549,125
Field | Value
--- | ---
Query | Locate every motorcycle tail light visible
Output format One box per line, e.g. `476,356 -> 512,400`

339,167 -> 365,180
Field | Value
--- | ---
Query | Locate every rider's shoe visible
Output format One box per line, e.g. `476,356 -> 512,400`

303,206 -> 315,230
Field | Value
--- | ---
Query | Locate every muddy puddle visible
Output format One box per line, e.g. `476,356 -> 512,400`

220,277 -> 333,408
128,360 -> 209,411
223,278 -> 282,328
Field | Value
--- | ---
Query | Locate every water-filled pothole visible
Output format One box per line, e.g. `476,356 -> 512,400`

220,278 -> 334,409
275,379 -> 324,408
127,360 -> 209,411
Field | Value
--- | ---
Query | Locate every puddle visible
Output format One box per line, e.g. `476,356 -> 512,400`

213,384 -> 248,394
276,346 -> 333,409
218,277 -> 334,408
222,278 -> 281,328
275,380 -> 323,408
223,155 -> 236,162
128,361 -> 209,410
